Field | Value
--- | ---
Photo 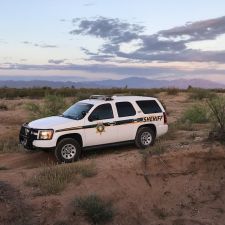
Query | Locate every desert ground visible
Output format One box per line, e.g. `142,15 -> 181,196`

0,91 -> 225,225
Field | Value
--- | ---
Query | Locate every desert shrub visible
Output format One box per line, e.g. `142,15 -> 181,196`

166,88 -> 179,95
181,104 -> 209,124
0,87 -> 181,99
25,162 -> 97,195
25,94 -> 69,119
0,165 -> 8,170
0,103 -> 8,111
74,194 -> 114,224
151,205 -> 169,220
189,88 -> 216,100
207,96 -> 225,141
140,140 -> 166,160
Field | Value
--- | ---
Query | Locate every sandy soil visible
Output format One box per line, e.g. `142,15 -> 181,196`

0,93 -> 225,225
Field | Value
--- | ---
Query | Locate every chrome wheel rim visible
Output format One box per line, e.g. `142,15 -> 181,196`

61,144 -> 76,160
141,132 -> 152,146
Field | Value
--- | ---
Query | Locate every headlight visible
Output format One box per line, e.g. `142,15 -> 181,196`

38,130 -> 54,140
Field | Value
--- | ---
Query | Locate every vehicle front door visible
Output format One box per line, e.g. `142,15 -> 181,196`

84,103 -> 118,147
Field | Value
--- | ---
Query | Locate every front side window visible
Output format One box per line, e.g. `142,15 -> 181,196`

89,104 -> 113,121
62,103 -> 93,120
136,100 -> 162,114
116,102 -> 136,117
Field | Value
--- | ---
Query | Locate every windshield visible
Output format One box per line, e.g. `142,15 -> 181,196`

62,103 -> 93,120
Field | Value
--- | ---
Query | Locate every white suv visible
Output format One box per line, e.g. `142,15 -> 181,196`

19,95 -> 168,163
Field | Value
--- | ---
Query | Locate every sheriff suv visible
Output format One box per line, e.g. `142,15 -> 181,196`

19,95 -> 168,163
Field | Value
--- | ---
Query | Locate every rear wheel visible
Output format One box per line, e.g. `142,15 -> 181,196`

55,138 -> 81,163
135,127 -> 155,149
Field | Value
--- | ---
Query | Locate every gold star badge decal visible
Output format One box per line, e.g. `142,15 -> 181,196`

96,123 -> 105,135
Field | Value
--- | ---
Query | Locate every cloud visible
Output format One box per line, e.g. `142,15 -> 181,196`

70,17 -> 144,44
1,62 -> 225,78
22,41 -> 58,48
48,59 -> 66,64
159,16 -> 225,41
83,2 -> 95,6
70,16 -> 225,63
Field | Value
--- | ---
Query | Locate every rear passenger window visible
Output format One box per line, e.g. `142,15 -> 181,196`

136,100 -> 162,114
116,102 -> 136,117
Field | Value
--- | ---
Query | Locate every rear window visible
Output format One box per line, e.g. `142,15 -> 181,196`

116,102 -> 136,117
136,100 -> 162,114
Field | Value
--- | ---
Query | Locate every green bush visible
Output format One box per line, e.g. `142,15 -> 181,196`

207,96 -> 225,141
25,94 -> 69,119
181,105 -> 208,124
74,194 -> 114,224
189,88 -> 216,100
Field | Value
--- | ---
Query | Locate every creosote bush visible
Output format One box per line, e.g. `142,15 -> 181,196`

181,104 -> 209,124
74,194 -> 114,224
188,88 -> 216,100
207,96 -> 225,141
25,94 -> 69,119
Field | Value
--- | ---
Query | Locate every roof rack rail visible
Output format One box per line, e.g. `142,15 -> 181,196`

89,95 -> 113,101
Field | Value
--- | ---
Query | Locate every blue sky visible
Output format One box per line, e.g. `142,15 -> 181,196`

1,0 -> 225,82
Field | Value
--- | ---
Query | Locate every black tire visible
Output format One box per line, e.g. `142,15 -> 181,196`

135,127 -> 155,149
55,138 -> 81,163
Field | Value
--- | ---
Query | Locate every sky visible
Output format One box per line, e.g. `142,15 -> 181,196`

1,0 -> 225,82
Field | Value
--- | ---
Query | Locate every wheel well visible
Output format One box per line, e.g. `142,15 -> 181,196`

138,124 -> 156,137
57,133 -> 83,147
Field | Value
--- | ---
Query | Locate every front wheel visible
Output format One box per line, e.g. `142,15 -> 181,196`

135,127 -> 155,149
55,138 -> 81,163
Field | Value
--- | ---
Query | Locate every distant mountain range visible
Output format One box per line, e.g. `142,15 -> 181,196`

0,77 -> 224,89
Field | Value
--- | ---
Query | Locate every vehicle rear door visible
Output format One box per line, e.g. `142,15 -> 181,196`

114,101 -> 139,142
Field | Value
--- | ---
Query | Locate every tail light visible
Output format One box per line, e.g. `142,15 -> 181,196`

163,112 -> 167,124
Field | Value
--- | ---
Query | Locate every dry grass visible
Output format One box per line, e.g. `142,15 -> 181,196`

25,162 -> 97,195
0,137 -> 23,153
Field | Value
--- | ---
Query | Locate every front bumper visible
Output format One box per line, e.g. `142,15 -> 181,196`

19,125 -> 56,150
19,124 -> 38,150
